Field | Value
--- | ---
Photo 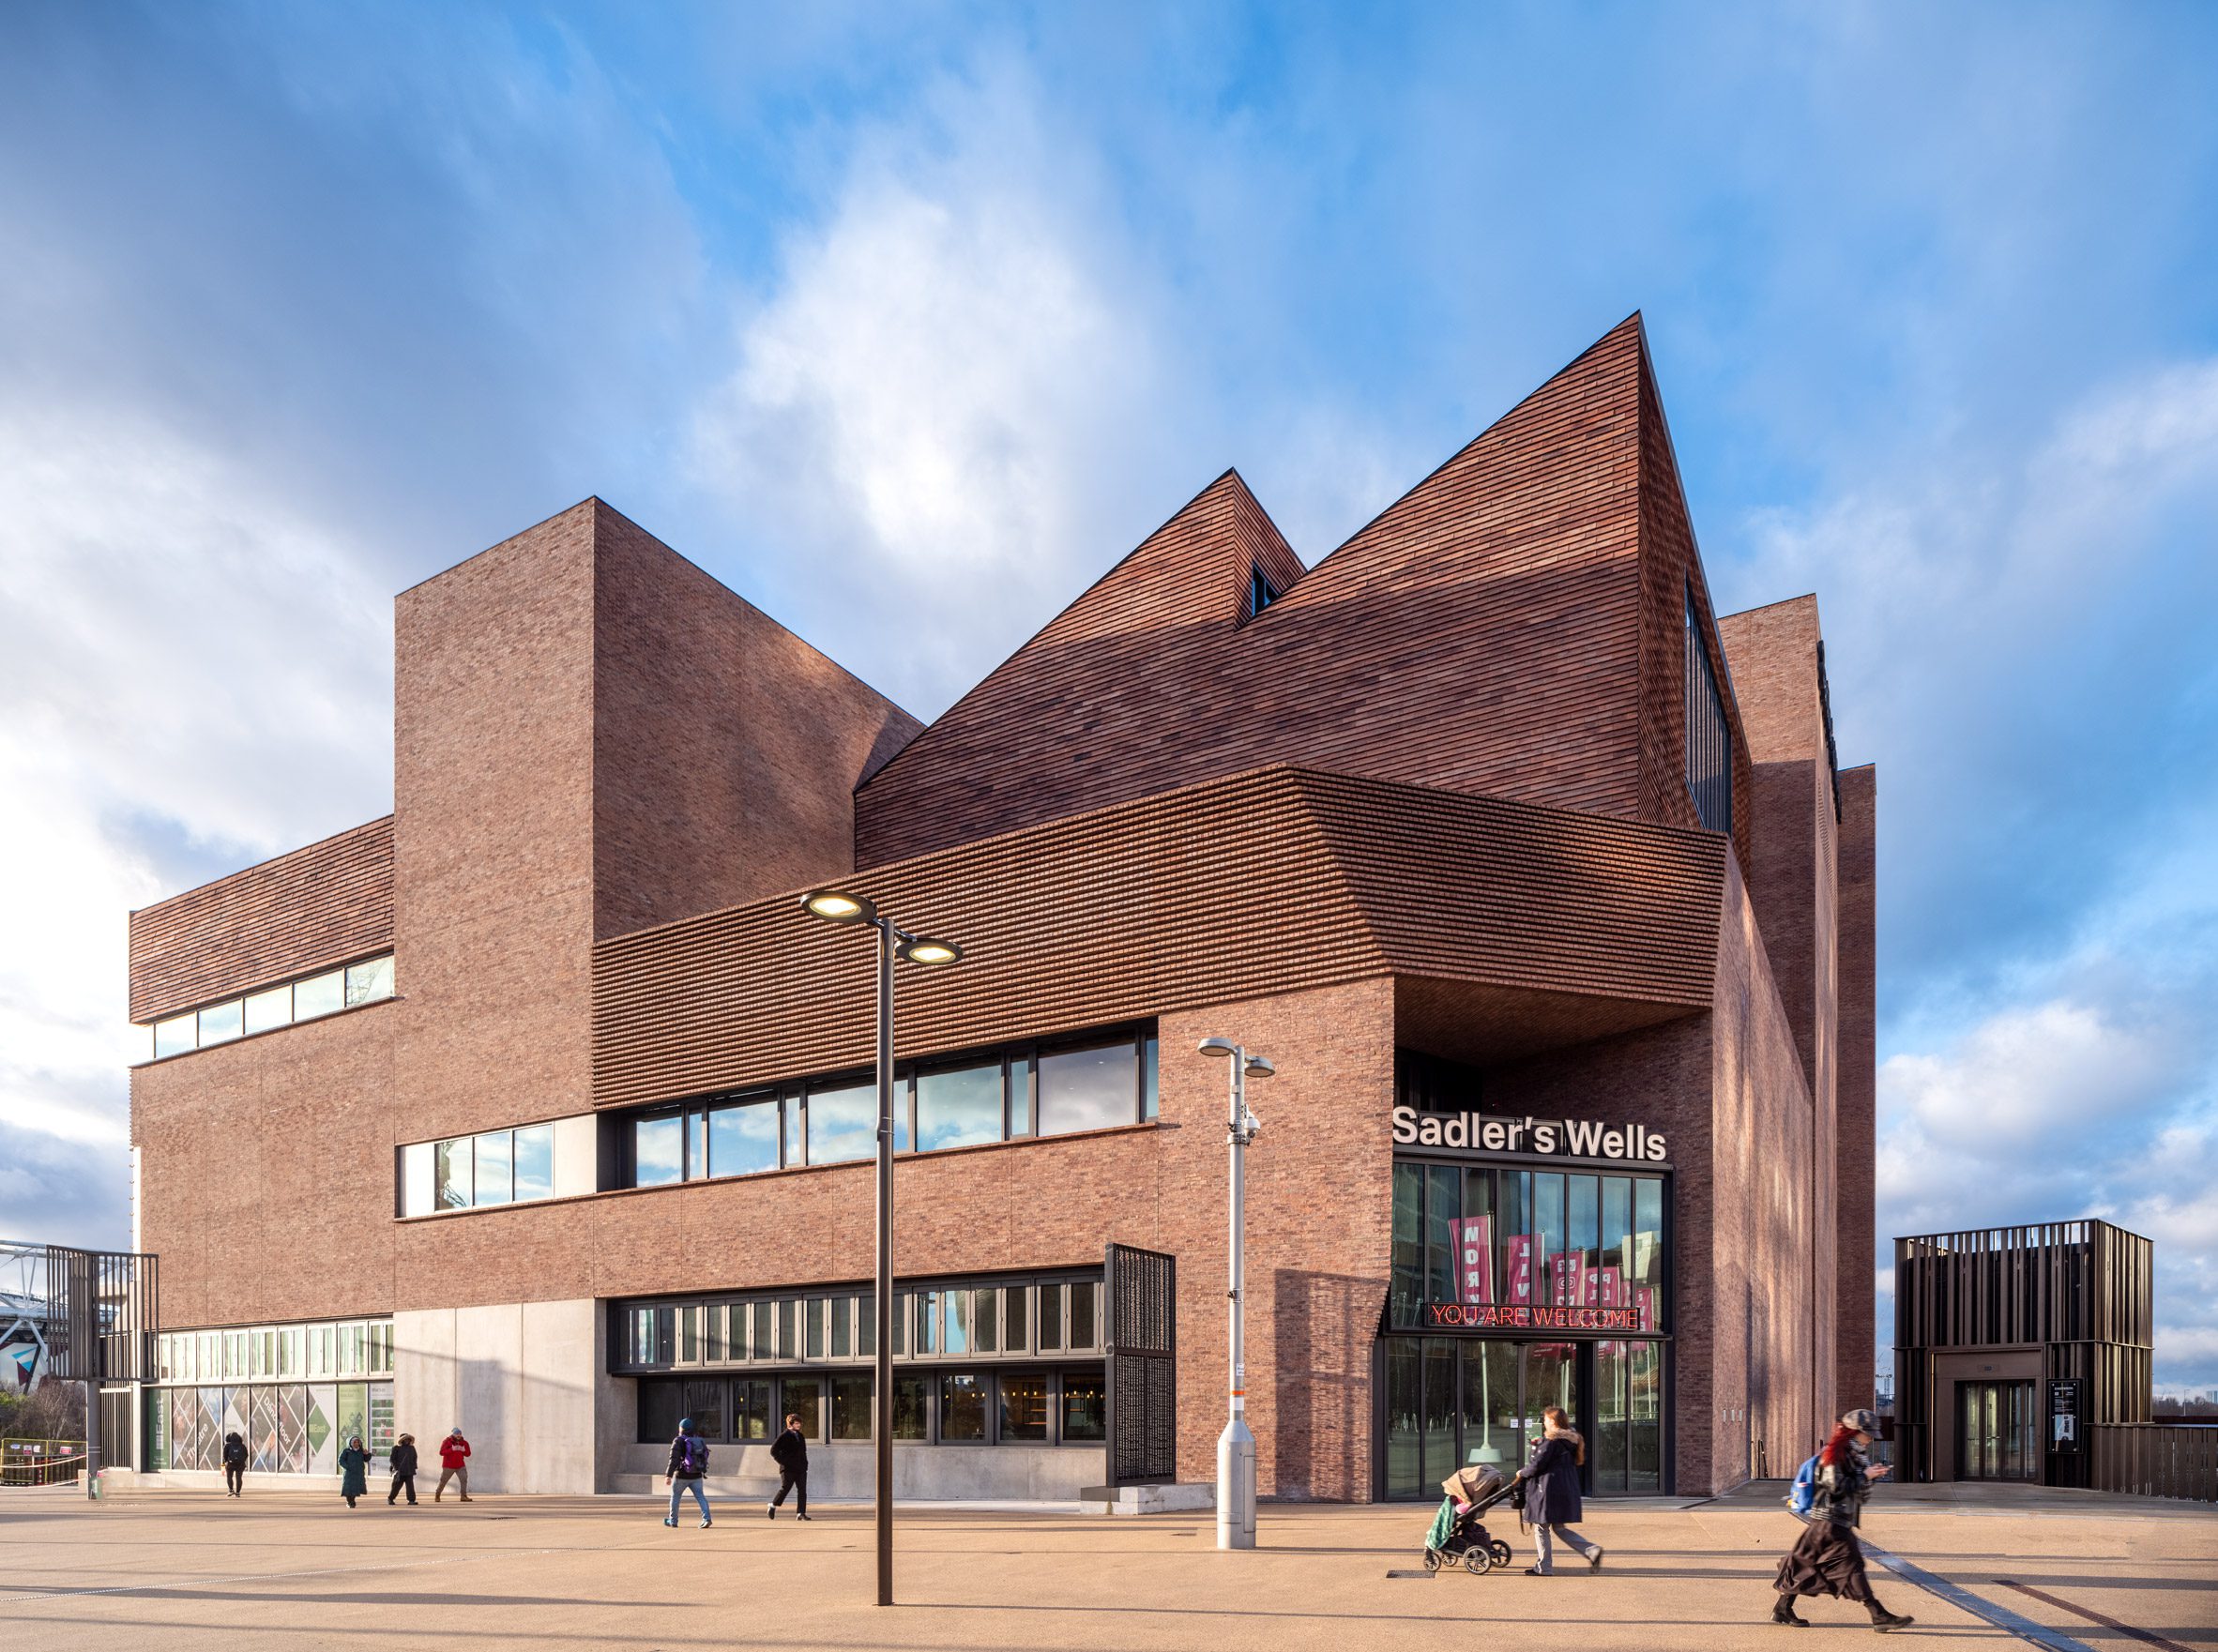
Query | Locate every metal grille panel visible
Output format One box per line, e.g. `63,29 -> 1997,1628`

1104,1243 -> 1177,1486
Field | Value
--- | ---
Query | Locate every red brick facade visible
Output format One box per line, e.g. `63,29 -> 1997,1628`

129,318 -> 1873,1500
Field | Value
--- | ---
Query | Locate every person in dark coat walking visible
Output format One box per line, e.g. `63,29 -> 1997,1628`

1771,1409 -> 1913,1631
387,1433 -> 419,1506
767,1413 -> 810,1520
1513,1405 -> 1603,1575
338,1435 -> 372,1508
664,1416 -> 712,1528
220,1431 -> 247,1497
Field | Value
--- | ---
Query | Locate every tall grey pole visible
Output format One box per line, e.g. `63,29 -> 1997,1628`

84,1379 -> 100,1501
1217,1051 -> 1255,1549
874,919 -> 895,1605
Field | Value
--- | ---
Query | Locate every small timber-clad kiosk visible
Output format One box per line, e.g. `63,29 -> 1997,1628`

1892,1220 -> 2153,1489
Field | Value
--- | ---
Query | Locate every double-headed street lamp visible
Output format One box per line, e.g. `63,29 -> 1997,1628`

801,887 -> 963,1607
1197,1036 -> 1272,1551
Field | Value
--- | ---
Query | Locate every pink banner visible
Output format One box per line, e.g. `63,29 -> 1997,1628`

1594,1265 -> 1624,1308
1550,1252 -> 1590,1306
1451,1214 -> 1494,1304
1504,1235 -> 1532,1305
1633,1285 -> 1656,1332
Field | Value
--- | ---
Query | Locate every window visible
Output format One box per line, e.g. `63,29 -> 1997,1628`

893,1376 -> 929,1440
917,1062 -> 1003,1151
1248,566 -> 1279,617
751,1303 -> 772,1360
244,984 -> 292,1035
941,1374 -> 986,1441
831,1374 -> 873,1440
1009,1056 -> 1035,1136
973,1288 -> 998,1354
640,1377 -> 681,1444
678,1306 -> 700,1363
633,1114 -> 683,1187
915,1292 -> 938,1356
1068,1280 -> 1100,1350
153,1014 -> 195,1059
806,1298 -> 827,1360
831,1296 -> 853,1359
294,969 -> 345,1020
475,1130 -> 513,1205
1039,1283 -> 1064,1351
1038,1042 -> 1140,1136
1685,588 -> 1733,833
685,1379 -> 726,1441
1004,1286 -> 1028,1352
733,1379 -> 772,1440
513,1125 -> 554,1201
806,1083 -> 875,1165
945,1291 -> 971,1356
198,999 -> 243,1047
434,1139 -> 473,1210
707,1098 -> 779,1177
999,1373 -> 1048,1442
782,1377 -> 822,1440
1061,1371 -> 1105,1441
345,955 -> 396,1008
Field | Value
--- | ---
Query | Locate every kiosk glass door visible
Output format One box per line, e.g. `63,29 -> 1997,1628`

1958,1380 -> 2037,1481
1382,1339 -> 1584,1498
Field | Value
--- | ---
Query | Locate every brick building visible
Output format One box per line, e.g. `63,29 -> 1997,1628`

121,314 -> 1876,1501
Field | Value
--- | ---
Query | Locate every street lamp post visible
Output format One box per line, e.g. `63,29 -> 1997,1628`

1197,1036 -> 1271,1551
802,888 -> 962,1607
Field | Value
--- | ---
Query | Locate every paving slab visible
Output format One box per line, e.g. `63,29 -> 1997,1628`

0,1484 -> 2209,1650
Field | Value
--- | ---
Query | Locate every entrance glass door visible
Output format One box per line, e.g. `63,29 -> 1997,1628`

1958,1381 -> 2037,1480
1382,1339 -> 1611,1497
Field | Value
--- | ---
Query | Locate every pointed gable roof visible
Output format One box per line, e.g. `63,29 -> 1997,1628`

855,315 -> 1663,867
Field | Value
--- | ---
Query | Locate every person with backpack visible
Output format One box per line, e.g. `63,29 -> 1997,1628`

767,1412 -> 810,1520
1771,1408 -> 1914,1631
664,1417 -> 712,1528
433,1426 -> 473,1502
220,1431 -> 247,1497
337,1435 -> 372,1508
1512,1404 -> 1603,1575
387,1432 -> 419,1506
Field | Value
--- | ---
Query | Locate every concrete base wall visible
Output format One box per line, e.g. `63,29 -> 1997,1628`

613,1441 -> 1105,1501
394,1298 -> 599,1494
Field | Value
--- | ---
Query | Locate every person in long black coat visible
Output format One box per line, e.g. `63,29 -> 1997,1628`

338,1436 -> 372,1508
1771,1410 -> 1913,1630
1513,1405 -> 1603,1575
387,1433 -> 419,1506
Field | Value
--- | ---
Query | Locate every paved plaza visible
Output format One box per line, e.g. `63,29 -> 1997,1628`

2,1481 -> 2210,1650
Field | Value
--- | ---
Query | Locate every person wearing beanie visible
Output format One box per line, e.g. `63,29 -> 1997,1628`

664,1415 -> 712,1528
1771,1408 -> 1914,1632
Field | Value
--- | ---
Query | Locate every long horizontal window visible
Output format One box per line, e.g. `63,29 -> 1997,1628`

144,954 -> 395,1061
614,1272 -> 1102,1375
1389,1161 -> 1665,1331
619,1025 -> 1157,1189
148,1379 -> 395,1475
634,1366 -> 1104,1447
153,1317 -> 394,1385
426,1124 -> 555,1212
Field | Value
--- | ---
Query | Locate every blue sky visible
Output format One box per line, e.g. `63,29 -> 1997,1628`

3,3 -> 2216,1388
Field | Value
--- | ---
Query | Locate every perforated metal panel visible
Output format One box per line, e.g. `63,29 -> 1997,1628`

1104,1243 -> 1177,1486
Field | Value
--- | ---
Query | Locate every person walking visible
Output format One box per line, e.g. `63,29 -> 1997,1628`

220,1430 -> 247,1498
1513,1405 -> 1603,1576
767,1413 -> 810,1520
1771,1409 -> 1913,1631
433,1427 -> 474,1502
338,1435 -> 372,1508
663,1416 -> 712,1529
387,1432 -> 419,1506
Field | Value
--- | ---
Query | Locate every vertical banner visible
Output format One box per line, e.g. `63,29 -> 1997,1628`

1633,1286 -> 1656,1332
1551,1252 -> 1588,1306
1504,1235 -> 1533,1305
1594,1266 -> 1624,1308
1451,1215 -> 1494,1304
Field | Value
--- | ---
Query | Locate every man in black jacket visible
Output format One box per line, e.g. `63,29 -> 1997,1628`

767,1413 -> 810,1520
387,1433 -> 419,1506
221,1432 -> 247,1497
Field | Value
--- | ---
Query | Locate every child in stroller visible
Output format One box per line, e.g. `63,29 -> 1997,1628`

1423,1463 -> 1518,1574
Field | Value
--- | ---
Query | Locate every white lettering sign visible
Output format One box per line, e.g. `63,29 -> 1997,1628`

1391,1106 -> 1667,1163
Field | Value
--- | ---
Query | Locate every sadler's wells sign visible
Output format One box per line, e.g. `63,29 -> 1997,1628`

1391,1107 -> 1667,1163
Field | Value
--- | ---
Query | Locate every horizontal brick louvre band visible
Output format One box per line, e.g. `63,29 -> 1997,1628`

129,815 -> 395,1023
592,765 -> 1726,1109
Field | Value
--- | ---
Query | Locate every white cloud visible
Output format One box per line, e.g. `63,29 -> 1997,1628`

0,404 -> 392,1242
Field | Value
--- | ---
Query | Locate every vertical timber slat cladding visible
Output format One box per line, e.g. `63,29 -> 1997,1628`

129,817 -> 394,1022
854,316 -> 1753,874
590,766 -> 1727,1110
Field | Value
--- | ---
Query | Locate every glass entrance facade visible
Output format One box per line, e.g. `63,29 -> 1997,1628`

1384,1154 -> 1669,1497
1957,1380 -> 2038,1481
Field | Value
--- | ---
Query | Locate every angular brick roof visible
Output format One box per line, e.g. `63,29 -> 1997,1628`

855,314 -> 1741,869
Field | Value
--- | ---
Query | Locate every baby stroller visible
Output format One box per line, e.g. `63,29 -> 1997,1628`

1422,1463 -> 1518,1575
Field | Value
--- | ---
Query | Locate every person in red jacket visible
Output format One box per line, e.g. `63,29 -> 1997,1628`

433,1427 -> 474,1502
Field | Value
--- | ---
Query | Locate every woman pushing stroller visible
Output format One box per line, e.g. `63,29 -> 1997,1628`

1512,1404 -> 1603,1576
